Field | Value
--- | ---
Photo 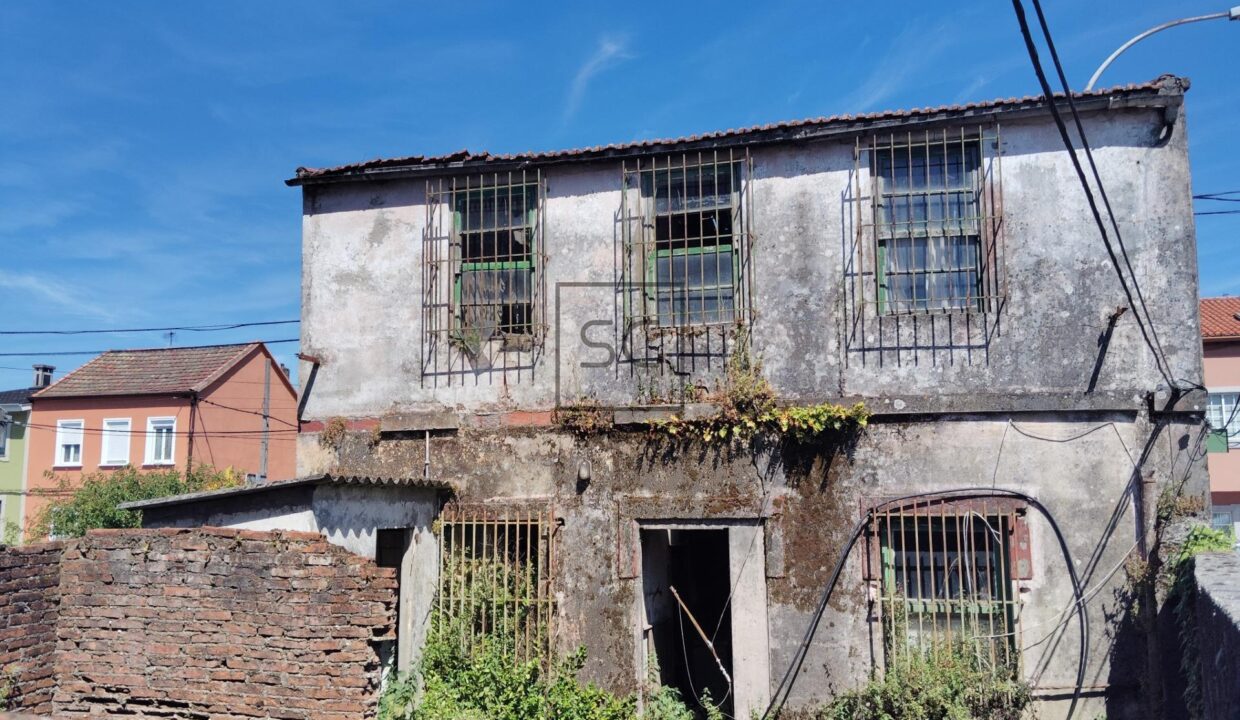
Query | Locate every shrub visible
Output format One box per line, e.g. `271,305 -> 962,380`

819,644 -> 1030,720
379,637 -> 633,720
1169,524 -> 1234,719
30,465 -> 241,539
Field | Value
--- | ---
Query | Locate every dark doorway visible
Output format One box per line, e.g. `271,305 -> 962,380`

641,528 -> 734,718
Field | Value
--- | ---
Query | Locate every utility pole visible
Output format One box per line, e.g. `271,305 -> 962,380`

259,357 -> 270,482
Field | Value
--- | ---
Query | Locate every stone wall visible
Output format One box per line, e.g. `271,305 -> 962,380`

1194,551 -> 1240,720
53,527 -> 397,719
0,541 -> 62,714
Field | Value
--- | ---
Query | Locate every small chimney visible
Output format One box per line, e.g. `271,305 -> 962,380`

279,363 -> 290,378
33,364 -> 54,388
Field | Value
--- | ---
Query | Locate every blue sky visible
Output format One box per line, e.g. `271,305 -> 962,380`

0,0 -> 1235,387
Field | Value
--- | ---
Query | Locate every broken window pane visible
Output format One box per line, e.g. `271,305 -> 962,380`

876,139 -> 983,313
879,513 -> 1016,669
644,161 -> 741,327
459,267 -> 533,335
453,184 -> 537,337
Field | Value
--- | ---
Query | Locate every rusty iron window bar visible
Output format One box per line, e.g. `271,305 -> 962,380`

622,149 -> 753,331
859,126 -> 1005,318
422,171 -> 546,386
433,504 -> 558,667
874,501 -> 1019,674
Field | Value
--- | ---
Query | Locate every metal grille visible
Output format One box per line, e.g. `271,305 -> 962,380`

422,171 -> 546,386
619,150 -> 753,374
842,125 -> 1005,365
434,505 -> 557,666
875,503 -> 1018,673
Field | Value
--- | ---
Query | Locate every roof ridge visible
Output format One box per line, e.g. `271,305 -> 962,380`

98,341 -> 257,354
33,341 -> 269,400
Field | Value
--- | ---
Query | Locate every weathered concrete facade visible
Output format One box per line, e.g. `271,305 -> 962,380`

289,76 -> 1207,718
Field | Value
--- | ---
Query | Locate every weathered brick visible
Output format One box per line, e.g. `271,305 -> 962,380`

47,529 -> 395,718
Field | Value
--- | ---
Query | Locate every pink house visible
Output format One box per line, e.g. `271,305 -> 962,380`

25,343 -> 297,535
1202,297 -> 1240,537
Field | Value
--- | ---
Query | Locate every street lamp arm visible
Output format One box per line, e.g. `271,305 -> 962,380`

1085,7 -> 1239,91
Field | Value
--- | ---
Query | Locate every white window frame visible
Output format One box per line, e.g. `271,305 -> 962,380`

144,416 -> 176,466
55,419 -> 84,467
1206,387 -> 1240,448
0,418 -> 9,461
99,417 -> 131,467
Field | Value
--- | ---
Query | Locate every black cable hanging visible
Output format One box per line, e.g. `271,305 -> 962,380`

761,487 -> 1087,720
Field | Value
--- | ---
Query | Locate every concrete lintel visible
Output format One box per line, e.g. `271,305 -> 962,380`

380,411 -> 461,433
820,390 -> 1204,417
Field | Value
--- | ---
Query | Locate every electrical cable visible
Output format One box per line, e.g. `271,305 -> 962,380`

974,539 -> 1138,646
1008,421 -> 1115,444
761,487 -> 1086,720
10,417 -> 299,437
1011,0 -> 1177,392
1029,0 -> 1177,389
0,320 -> 299,336
198,398 -> 298,428
1195,210 -> 1240,216
0,339 -> 299,358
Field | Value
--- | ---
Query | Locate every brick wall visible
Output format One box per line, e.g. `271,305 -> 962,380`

0,541 -> 63,715
54,527 -> 397,719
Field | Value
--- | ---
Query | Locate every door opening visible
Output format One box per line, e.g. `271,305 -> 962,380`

641,528 -> 734,718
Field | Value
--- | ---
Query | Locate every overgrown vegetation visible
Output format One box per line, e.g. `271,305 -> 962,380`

650,339 -> 868,444
0,665 -> 12,711
555,399 -> 614,436
1168,524 -> 1233,720
379,549 -> 703,720
818,644 -> 1031,720
30,466 -> 242,540
319,416 -> 349,449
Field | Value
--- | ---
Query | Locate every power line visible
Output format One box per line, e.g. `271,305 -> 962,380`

8,417 -> 299,441
1194,190 -> 1240,200
0,339 -> 299,357
1028,0 -> 1177,390
198,398 -> 298,428
1012,0 -> 1178,392
1196,210 -> 1240,216
0,365 -> 61,374
0,320 -> 298,336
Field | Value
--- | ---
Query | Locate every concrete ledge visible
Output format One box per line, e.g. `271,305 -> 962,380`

380,410 -> 461,432
612,405 -> 714,426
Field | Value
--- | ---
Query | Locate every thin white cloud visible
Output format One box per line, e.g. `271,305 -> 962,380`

0,272 -> 118,322
562,37 -> 632,124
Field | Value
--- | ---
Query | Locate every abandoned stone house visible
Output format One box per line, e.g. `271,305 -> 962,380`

160,74 -> 1208,718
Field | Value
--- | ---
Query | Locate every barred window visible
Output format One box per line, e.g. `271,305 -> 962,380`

454,184 -> 537,337
1207,391 -> 1240,447
878,511 -> 1017,669
422,172 -> 544,385
623,153 -> 751,331
434,505 -> 556,666
874,135 -> 985,314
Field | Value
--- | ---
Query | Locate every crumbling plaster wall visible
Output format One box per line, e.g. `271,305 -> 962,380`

298,104 -> 1200,422
302,411 -> 1207,718
295,95 -> 1206,717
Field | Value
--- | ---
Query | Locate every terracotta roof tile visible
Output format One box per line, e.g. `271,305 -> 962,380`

33,343 -> 259,399
1201,297 -> 1240,340
290,75 -> 1188,184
